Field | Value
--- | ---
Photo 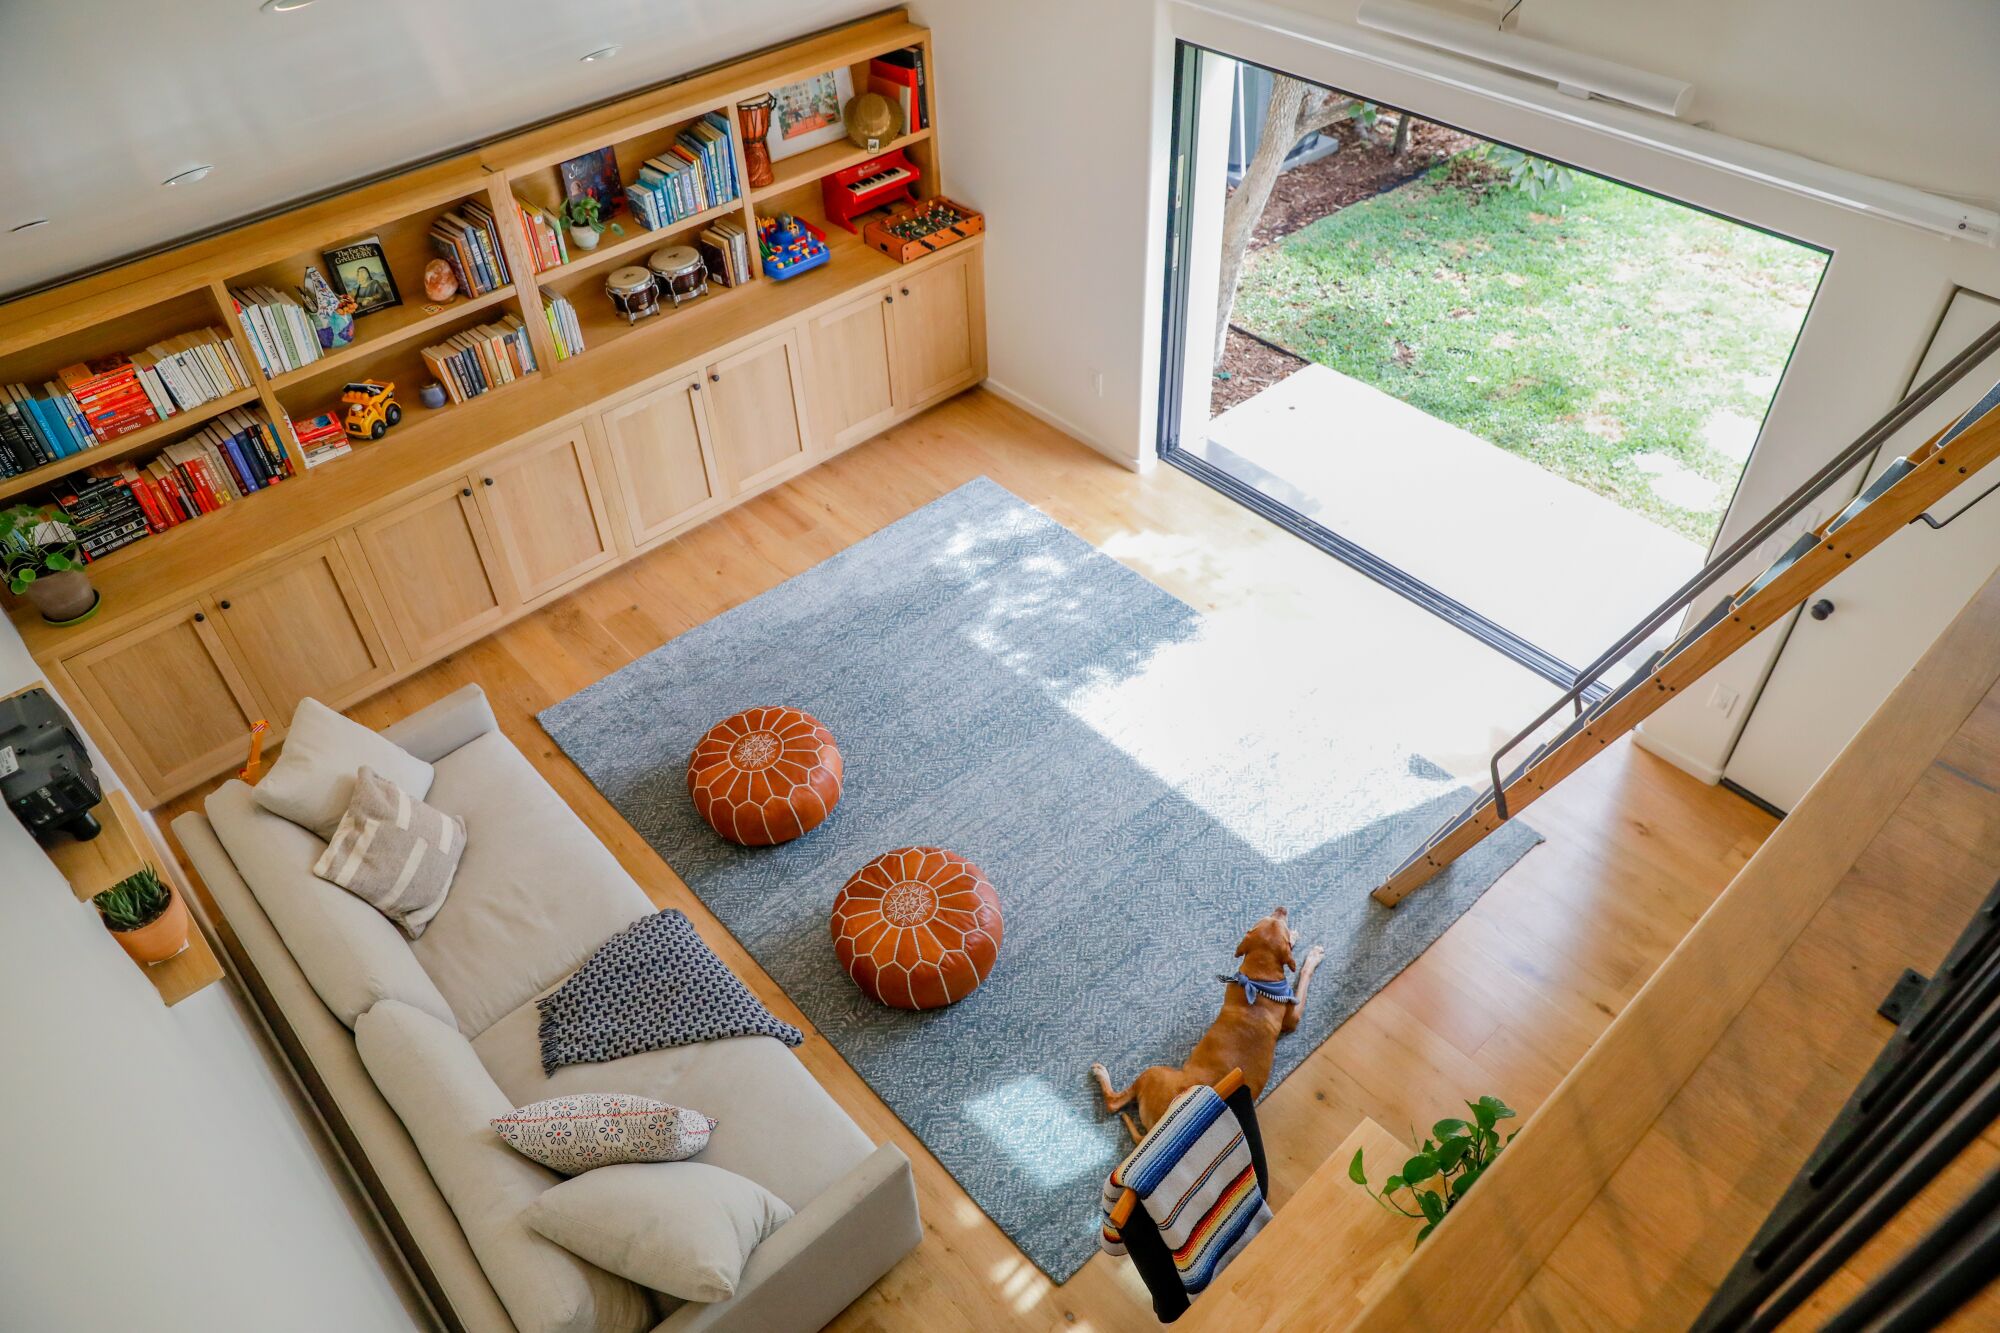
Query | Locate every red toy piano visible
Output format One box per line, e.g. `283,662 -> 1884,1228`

822,148 -> 920,233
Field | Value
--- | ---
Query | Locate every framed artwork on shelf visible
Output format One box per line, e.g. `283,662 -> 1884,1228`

766,69 -> 855,161
322,236 -> 402,318
559,146 -> 624,214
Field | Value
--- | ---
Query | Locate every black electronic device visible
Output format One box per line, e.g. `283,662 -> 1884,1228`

0,687 -> 103,842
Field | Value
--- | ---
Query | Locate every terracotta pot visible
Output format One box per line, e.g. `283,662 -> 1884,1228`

107,887 -> 191,966
24,567 -> 96,623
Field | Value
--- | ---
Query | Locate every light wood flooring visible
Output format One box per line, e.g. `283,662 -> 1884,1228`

161,388 -> 1777,1332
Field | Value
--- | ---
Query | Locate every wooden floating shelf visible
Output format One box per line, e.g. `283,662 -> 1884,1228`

751,128 -> 931,204
0,386 -> 262,502
530,200 -> 745,285
262,285 -> 519,391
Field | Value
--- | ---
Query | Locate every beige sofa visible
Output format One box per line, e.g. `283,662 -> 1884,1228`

172,685 -> 920,1333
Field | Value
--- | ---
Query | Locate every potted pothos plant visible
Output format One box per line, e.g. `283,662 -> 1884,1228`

1350,1094 -> 1518,1245
1,502 -> 97,624
92,866 -> 192,966
562,195 -> 624,251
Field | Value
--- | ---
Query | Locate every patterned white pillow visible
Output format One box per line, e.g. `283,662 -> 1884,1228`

492,1094 -> 716,1175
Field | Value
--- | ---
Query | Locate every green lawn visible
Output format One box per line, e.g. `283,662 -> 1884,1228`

1231,160 -> 1826,542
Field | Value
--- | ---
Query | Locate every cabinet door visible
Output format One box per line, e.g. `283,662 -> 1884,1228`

598,374 -> 722,547
705,330 -> 812,496
474,425 -> 616,602
63,603 -> 262,802
888,251 -> 983,407
207,539 -> 396,722
353,478 -> 510,659
806,285 -> 899,452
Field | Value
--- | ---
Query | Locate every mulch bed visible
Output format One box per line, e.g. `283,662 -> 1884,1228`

1212,116 -> 1479,416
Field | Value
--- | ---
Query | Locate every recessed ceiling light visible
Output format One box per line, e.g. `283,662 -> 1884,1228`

581,45 -> 620,62
261,0 -> 317,12
163,165 -> 214,187
9,219 -> 48,234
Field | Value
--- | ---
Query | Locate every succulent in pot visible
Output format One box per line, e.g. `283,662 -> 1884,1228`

1,503 -> 97,624
562,194 -> 623,251
92,866 -> 192,966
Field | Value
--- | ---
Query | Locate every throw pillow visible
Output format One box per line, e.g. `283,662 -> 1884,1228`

524,1162 -> 792,1303
313,766 -> 466,939
492,1093 -> 716,1175
255,697 -> 435,840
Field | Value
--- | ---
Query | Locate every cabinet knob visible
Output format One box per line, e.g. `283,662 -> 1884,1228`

884,294 -> 894,304
193,612 -> 205,623
482,476 -> 494,487
461,486 -> 473,497
709,373 -> 720,383
218,600 -> 231,611
1810,598 -> 1836,621
900,286 -> 910,296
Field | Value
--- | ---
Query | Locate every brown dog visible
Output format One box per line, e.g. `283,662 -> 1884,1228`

1091,906 -> 1325,1142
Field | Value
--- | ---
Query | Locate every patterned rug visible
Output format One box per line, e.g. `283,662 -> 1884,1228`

539,478 -> 1541,1281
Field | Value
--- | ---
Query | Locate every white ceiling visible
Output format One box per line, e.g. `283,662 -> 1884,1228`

0,0 -> 880,298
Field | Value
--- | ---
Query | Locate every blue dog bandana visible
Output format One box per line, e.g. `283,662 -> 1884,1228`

1218,972 -> 1296,1006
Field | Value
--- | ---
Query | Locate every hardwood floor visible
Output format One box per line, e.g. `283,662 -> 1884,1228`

160,388 -> 1776,1332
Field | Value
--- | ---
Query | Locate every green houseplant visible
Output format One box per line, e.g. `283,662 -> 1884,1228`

562,195 -> 624,251
1349,1095 -> 1518,1245
92,865 -> 191,965
1,502 -> 96,624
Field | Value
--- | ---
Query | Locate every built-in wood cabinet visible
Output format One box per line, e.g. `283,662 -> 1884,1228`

706,331 -> 813,496
473,425 -> 617,602
353,478 -> 512,659
889,251 -> 982,407
596,373 -> 722,548
204,539 -> 395,724
808,287 -> 901,452
61,604 -> 265,799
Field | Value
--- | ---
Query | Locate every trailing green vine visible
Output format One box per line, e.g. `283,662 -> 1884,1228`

1348,1094 -> 1518,1244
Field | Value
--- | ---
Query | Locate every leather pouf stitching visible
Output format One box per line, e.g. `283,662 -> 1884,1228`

831,846 -> 1003,1009
687,706 -> 843,845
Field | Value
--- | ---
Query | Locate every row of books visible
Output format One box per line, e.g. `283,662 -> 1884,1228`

230,286 -> 323,378
543,295 -> 586,361
47,407 -> 294,560
870,48 -> 928,133
696,218 -> 753,289
422,314 -> 540,405
1,382 -> 96,474
627,113 -> 740,232
124,330 -> 251,419
429,202 -> 512,298
517,200 -> 572,274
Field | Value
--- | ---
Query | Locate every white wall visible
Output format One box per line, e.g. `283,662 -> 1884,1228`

0,617 -> 428,1332
921,0 -> 2000,777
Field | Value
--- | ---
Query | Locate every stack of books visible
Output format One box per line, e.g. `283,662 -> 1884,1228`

46,407 -> 294,555
0,382 -> 96,475
54,358 -> 160,443
543,295 -> 586,361
230,287 -> 324,378
627,113 -> 740,230
429,202 -> 512,297
516,200 -> 571,274
696,218 -> 753,288
291,412 -> 350,469
421,314 -> 540,405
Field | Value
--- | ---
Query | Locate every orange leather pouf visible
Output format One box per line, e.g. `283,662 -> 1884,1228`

831,847 -> 1004,1010
687,706 -> 843,845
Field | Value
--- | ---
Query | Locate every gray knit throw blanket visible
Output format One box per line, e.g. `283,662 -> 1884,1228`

536,909 -> 804,1076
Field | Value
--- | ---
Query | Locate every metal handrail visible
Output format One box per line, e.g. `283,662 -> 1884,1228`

1480,315 -> 2000,823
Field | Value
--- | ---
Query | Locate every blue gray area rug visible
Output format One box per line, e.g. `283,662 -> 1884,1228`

539,477 -> 1540,1281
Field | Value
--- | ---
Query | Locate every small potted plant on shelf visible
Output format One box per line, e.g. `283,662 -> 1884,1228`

1350,1094 -> 1518,1246
563,194 -> 623,252
92,865 -> 192,966
1,502 -> 97,625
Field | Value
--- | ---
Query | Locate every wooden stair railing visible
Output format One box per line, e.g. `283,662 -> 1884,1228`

1376,319 -> 2000,907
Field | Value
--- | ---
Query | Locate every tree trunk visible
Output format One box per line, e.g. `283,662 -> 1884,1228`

1213,79 -> 1356,370
1391,111 -> 1412,157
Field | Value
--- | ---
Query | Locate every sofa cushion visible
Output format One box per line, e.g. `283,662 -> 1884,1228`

492,1093 -> 715,1175
525,1162 -> 792,1304
356,1001 -> 652,1333
476,993 -> 873,1212
255,697 -> 436,840
206,780 -> 456,1029
412,730 -> 654,1037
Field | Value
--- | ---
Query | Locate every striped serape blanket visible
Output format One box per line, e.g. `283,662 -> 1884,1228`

1098,1084 -> 1272,1297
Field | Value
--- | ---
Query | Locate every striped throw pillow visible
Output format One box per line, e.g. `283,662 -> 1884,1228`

312,765 -> 465,939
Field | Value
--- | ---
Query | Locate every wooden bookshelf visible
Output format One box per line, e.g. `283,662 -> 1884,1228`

0,11 -> 979,811
0,386 -> 261,502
